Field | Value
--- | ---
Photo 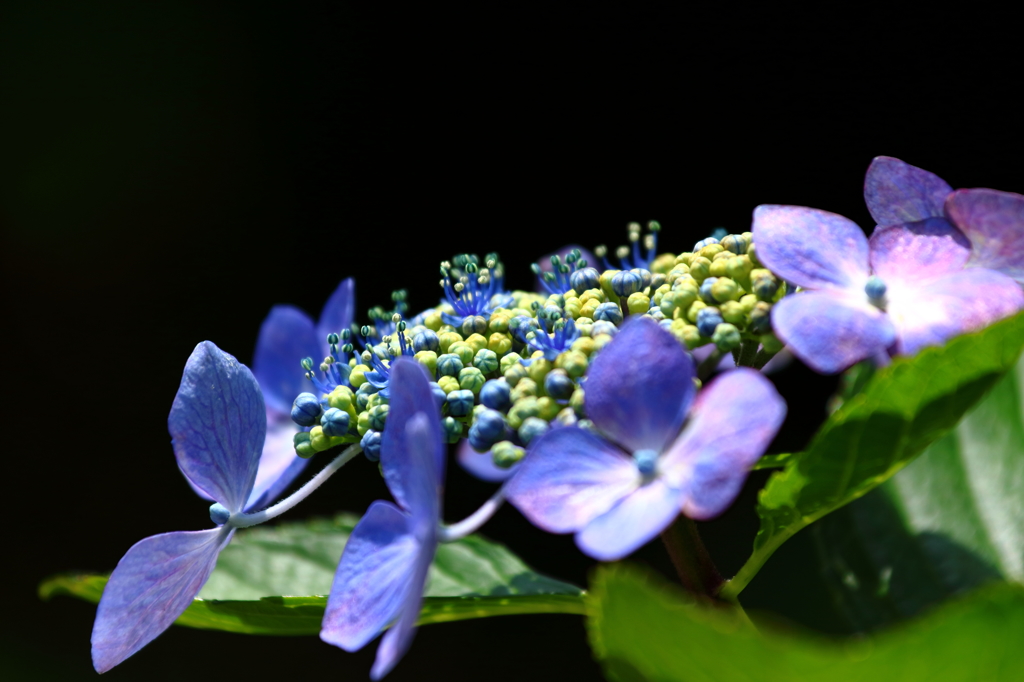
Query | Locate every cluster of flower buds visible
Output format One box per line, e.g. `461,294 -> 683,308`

287,222 -> 788,474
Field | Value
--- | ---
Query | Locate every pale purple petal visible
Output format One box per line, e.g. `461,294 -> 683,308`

752,205 -> 870,291
864,156 -> 952,226
317,277 -> 356,357
169,341 -> 266,512
869,218 -> 971,283
91,527 -> 232,673
575,480 -> 682,561
320,501 -> 423,653
771,292 -> 896,374
244,412 -> 308,511
456,439 -> 516,482
370,529 -> 434,680
946,188 -> 1024,284
252,305 -> 321,414
584,317 -> 694,452
660,369 -> 786,519
505,426 -> 639,534
380,359 -> 445,518
887,268 -> 1024,355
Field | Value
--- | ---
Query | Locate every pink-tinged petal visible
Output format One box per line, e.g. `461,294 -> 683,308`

169,342 -> 265,513
381,360 -> 445,518
771,292 -> 895,375
252,305 -> 321,414
320,501 -> 424,653
585,317 -> 695,452
317,278 -> 356,356
946,188 -> 1024,284
575,480 -> 682,561
886,268 -> 1024,355
660,369 -> 786,519
91,527 -> 232,673
244,412 -> 308,511
752,205 -> 870,291
864,156 -> 952,226
370,530 -> 434,680
505,426 -> 639,534
456,439 -> 516,482
869,218 -> 971,283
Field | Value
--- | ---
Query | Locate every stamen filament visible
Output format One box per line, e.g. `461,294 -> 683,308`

437,487 -> 506,543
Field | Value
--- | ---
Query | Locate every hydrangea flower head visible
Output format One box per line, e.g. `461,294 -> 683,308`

753,205 -> 1024,374
505,317 -> 786,560
865,156 -> 1024,284
320,358 -> 444,679
91,341 -> 267,672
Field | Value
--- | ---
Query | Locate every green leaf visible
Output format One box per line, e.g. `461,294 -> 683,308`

812,352 -> 1024,631
722,312 -> 1024,601
588,563 -> 1024,682
40,513 -> 585,635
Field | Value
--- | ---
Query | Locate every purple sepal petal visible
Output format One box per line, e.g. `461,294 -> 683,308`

887,268 -> 1024,355
244,412 -> 308,511
317,277 -> 356,356
380,359 -> 445,518
771,292 -> 895,374
868,218 -> 971,283
946,188 -> 1024,284
505,426 -> 639,534
456,439 -> 516,482
864,156 -> 952,226
752,205 -> 870,291
252,306 -> 321,414
584,317 -> 694,452
370,528 -> 434,681
320,501 -> 424,653
91,527 -> 232,673
660,369 -> 786,519
169,341 -> 266,512
575,480 -> 681,561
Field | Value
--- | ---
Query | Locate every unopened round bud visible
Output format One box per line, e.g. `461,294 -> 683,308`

428,381 -> 448,409
721,234 -> 749,255
480,378 -> 512,411
492,440 -> 526,469
447,389 -> 476,417
750,269 -> 779,301
461,315 -> 489,337
437,353 -> 464,377
570,267 -> 601,293
591,320 -> 619,337
469,408 -> 507,452
696,307 -> 724,338
711,277 -> 741,302
594,302 -> 624,325
760,332 -> 784,354
750,301 -> 773,333
688,257 -> 712,282
473,348 -> 499,374
442,416 -> 463,444
712,323 -> 742,352
360,430 -> 382,462
627,292 -> 651,314
368,404 -> 389,431
699,277 -> 718,303
293,431 -> 316,459
321,408 -> 351,437
413,330 -> 440,353
437,375 -> 460,394
544,369 -> 575,400
291,392 -> 323,427
459,366 -> 486,394
694,237 -> 719,250
518,417 -> 550,446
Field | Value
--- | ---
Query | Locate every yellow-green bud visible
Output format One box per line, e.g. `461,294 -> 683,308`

487,332 -> 513,356
651,283 -> 672,307
651,252 -> 676,274
459,367 -> 486,394
349,364 -> 370,388
627,292 -> 651,314
438,331 -> 462,354
570,387 -> 585,416
675,252 -> 694,266
747,242 -> 762,267
569,336 -> 597,356
712,323 -> 742,352
499,351 -> 523,374
688,256 -> 712,282
507,397 -> 539,429
739,293 -> 758,314
437,375 -> 460,394
510,377 -> 538,402
698,243 -> 724,259
557,350 -> 589,378
526,357 -> 552,385
356,412 -> 372,436
293,431 -> 316,459
537,396 -> 561,421
599,269 -> 621,302
720,300 -> 746,326
424,311 -> 443,331
504,362 -> 528,387
711,277 -> 742,302
464,333 -> 488,354
760,332 -> 784,354
579,288 -> 605,304
687,300 -> 708,323
327,385 -> 355,412
415,350 -> 438,375
473,348 -> 499,374
448,341 -> 475,366
487,312 -> 510,334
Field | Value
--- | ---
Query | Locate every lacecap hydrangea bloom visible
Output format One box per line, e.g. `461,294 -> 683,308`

865,156 -> 1024,283
753,204 -> 1024,374
505,317 -> 786,560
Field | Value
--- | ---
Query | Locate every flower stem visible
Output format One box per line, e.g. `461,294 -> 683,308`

659,515 -> 723,599
228,444 -> 362,528
437,487 -> 505,542
734,339 -> 760,367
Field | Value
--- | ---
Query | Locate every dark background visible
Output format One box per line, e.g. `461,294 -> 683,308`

2,2 -> 1021,680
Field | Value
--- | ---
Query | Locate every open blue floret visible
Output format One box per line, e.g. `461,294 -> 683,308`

362,321 -> 417,399
523,311 -> 580,361
302,329 -> 354,395
440,254 -> 515,327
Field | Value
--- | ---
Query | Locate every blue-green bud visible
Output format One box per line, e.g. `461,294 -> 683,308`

611,270 -> 644,298
461,315 -> 489,337
360,430 -> 382,462
468,408 -> 506,452
442,416 -> 463,444
413,330 -> 440,353
459,366 -> 486,394
721,234 -> 749,254
517,417 -> 549,445
699,277 -> 719,303
543,369 -> 575,400
368,403 -> 389,431
696,307 -> 723,337
290,392 -> 322,427
473,348 -> 499,374
480,378 -> 512,411
428,381 -> 447,409
712,323 -> 742,352
355,382 -> 378,411
210,503 -> 230,526
750,301 -> 773,333
321,408 -> 351,437
570,267 -> 601,293
750,269 -> 779,301
446,389 -> 475,417
593,302 -> 623,325
437,353 -> 464,377
293,431 -> 316,459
